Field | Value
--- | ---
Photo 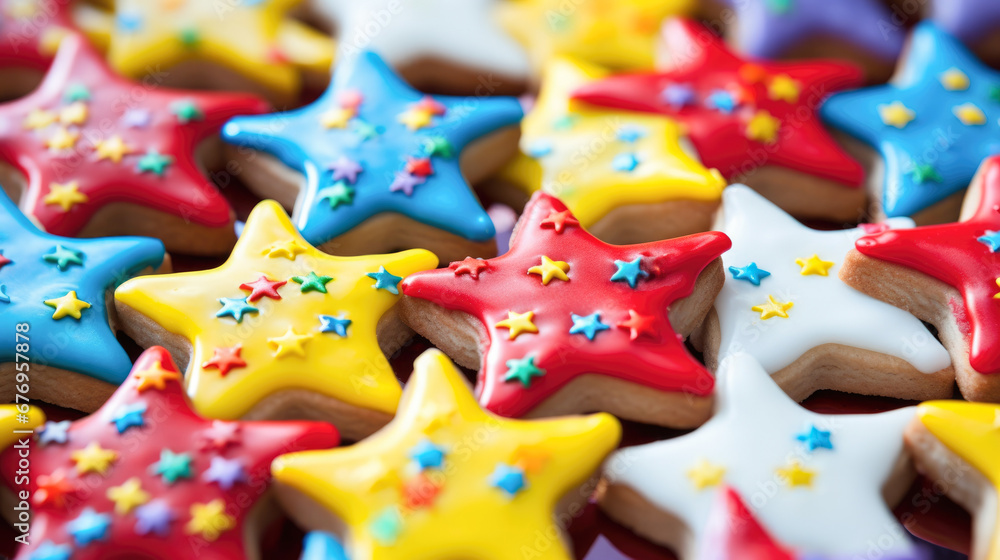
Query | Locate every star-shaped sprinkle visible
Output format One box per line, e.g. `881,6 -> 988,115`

272,349 -> 620,559
38,420 -> 71,446
527,255 -> 570,285
449,257 -> 489,279
44,290 -> 91,320
239,275 -> 286,302
0,36 -> 268,252
401,193 -> 729,423
133,360 -> 181,392
495,311 -> 539,340
500,58 -> 724,233
728,262 -> 771,286
573,19 -> 864,190
600,353 -> 920,558
686,459 -> 726,490
410,439 -> 446,470
318,314 -> 352,337
367,266 -> 403,294
215,296 -> 259,323
43,245 -> 84,270
328,156 -> 363,184
0,347 -> 337,559
504,356 -> 546,388
110,402 -> 147,434
711,186 -> 950,398
796,425 -> 834,452
822,23 -> 1000,219
222,51 -> 524,259
569,312 -> 611,340
186,499 -> 235,541
114,201 -> 437,438
610,257 -> 649,288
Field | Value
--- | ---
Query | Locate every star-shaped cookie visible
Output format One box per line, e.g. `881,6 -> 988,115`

222,50 -> 523,263
496,0 -> 694,70
0,346 -> 338,560
271,349 -> 621,560
0,34 -> 269,255
572,18 -> 866,221
400,192 -> 730,428
310,0 -> 530,93
0,189 -> 165,412
841,155 -> 1000,402
702,185 -> 952,401
114,200 -> 438,440
821,23 -> 1000,221
87,0 -> 333,105
496,57 -> 725,243
598,353 -> 919,559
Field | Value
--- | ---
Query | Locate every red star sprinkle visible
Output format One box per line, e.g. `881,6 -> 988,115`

0,35 -> 268,238
571,18 -> 864,186
405,157 -> 434,177
539,210 -> 579,234
401,473 -> 442,510
200,420 -> 242,452
616,309 -> 657,341
33,470 -> 75,508
201,345 -> 248,377
414,96 -> 447,116
449,257 -> 490,279
239,275 -> 287,302
402,193 -> 730,418
0,347 -> 338,559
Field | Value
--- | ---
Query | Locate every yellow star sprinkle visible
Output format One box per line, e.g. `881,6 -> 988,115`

134,360 -> 181,392
795,254 -> 835,276
71,442 -> 118,475
527,255 -> 570,285
44,290 -> 92,320
59,101 -> 89,125
953,103 -> 987,126
43,181 -> 88,212
93,135 -> 134,163
186,499 -> 236,542
878,101 -> 915,128
751,295 -> 794,320
745,110 -> 781,144
939,68 -> 970,91
45,127 -> 79,150
23,108 -> 56,129
776,460 -> 815,487
768,75 -> 800,102
114,201 -> 438,437
107,477 -> 151,515
686,459 -> 726,490
271,349 -> 622,560
397,108 -> 433,131
320,107 -> 354,129
495,310 -> 539,340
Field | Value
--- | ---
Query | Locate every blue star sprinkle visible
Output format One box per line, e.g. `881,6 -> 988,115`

822,23 -> 1000,218
367,266 -> 403,294
796,425 -> 834,452
728,262 -> 771,286
410,439 -> 446,470
490,463 -> 527,496
215,296 -> 259,323
610,257 -> 649,288
301,532 -> 350,560
29,540 -> 72,560
318,314 -> 352,337
0,191 -> 164,385
611,153 -> 640,172
569,312 -> 611,340
66,508 -> 112,546
111,401 -> 147,434
707,90 -> 737,113
38,420 -> 72,446
221,51 -> 524,247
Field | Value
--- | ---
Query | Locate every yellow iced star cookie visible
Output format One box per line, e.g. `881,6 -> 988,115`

114,200 -> 438,439
86,0 -> 334,103
498,58 -> 725,233
271,349 -> 622,560
497,0 -> 695,70
0,405 -> 45,452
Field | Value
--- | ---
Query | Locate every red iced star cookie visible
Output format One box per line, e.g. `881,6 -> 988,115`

400,192 -> 730,428
572,18 -> 866,221
0,34 -> 269,255
0,346 -> 338,560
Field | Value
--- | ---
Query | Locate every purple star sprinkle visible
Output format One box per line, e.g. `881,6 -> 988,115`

389,171 -> 426,196
134,500 -> 176,536
122,108 -> 152,128
202,456 -> 247,490
328,156 -> 363,184
660,84 -> 695,108
37,420 -> 71,446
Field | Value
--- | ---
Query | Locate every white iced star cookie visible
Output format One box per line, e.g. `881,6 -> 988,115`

698,185 -> 952,401
598,353 -> 919,560
308,0 -> 530,94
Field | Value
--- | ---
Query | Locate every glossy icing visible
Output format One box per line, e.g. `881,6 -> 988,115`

602,353 -> 917,558
501,57 -> 725,228
222,51 -> 523,246
0,346 -> 338,559
114,200 -> 438,420
718,0 -> 903,61
0,35 -> 269,236
272,349 -> 621,560
853,156 -> 1000,375
821,23 -> 1000,218
0,0 -> 74,70
714,185 -> 949,376
0,189 -> 164,384
94,0 -> 333,99
497,0 -> 695,70
401,192 -> 729,418
0,405 -> 44,452
571,18 -> 865,185
930,0 -> 1000,43
700,486 -> 795,560
314,0 -> 529,80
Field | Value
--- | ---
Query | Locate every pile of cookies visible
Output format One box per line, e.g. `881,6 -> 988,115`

1,0 -> 999,559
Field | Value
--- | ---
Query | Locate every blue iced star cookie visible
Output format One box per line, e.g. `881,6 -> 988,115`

821,23 -> 1000,219
221,51 -> 523,251
0,191 -> 164,394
